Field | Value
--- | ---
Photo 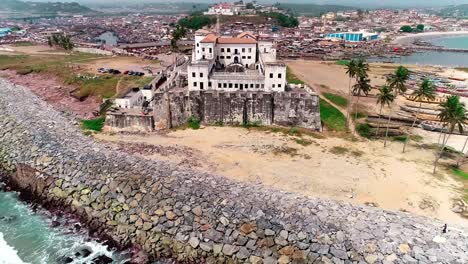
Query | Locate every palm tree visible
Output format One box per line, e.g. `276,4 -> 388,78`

403,79 -> 435,153
376,85 -> 395,137
352,58 -> 370,122
433,95 -> 466,174
388,66 -> 409,95
345,60 -> 358,129
354,58 -> 370,82
353,75 -> 371,121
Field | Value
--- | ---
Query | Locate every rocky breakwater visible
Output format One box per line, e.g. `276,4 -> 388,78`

0,77 -> 467,264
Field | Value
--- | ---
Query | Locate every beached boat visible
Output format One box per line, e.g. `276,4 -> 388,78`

449,77 -> 467,82
421,121 -> 468,135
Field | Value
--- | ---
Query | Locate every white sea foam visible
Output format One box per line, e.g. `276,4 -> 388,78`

0,233 -> 29,264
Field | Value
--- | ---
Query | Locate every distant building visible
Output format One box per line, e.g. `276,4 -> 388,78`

115,87 -> 152,109
204,3 -> 236,16
188,30 -> 287,92
0,28 -> 12,38
95,31 -> 119,47
325,31 -> 379,42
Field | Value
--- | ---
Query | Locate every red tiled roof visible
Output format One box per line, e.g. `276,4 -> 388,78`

237,32 -> 257,40
217,37 -> 257,44
200,34 -> 217,43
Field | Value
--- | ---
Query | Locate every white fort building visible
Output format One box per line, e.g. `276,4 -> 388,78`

188,30 -> 287,92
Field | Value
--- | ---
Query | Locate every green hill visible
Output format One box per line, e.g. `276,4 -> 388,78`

1,0 -> 95,15
439,4 -> 468,17
275,3 -> 355,17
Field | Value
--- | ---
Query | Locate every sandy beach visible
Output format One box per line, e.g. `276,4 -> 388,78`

394,31 -> 468,45
96,126 -> 466,225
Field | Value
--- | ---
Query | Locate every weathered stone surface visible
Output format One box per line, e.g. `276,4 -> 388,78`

222,244 -> 239,256
152,90 -> 322,131
188,237 -> 199,248
0,79 -> 467,263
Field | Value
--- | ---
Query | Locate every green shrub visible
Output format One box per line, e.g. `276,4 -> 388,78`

392,135 -> 407,142
356,123 -> 372,138
336,60 -> 350,66
452,168 -> 468,180
323,93 -> 348,107
295,138 -> 312,146
320,100 -> 346,132
81,117 -> 105,132
288,127 -> 301,136
16,68 -> 33,75
213,120 -> 224,127
188,116 -> 201,129
330,146 -> 349,155
352,112 -> 367,120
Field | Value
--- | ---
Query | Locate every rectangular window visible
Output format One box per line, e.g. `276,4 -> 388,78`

224,83 -> 227,88
221,48 -> 225,52
220,56 -> 225,59
250,84 -> 254,88
242,48 -> 245,52
247,56 -> 251,59
256,84 -> 260,88
218,83 -> 222,88
192,72 -> 196,77
272,84 -> 276,88
235,84 -> 238,88
197,43 -> 199,47
227,56 -> 231,59
227,48 -> 231,52
193,82 -> 197,87
278,84 -> 282,88
242,56 -> 246,59
208,82 -> 212,87
202,48 -> 205,52
200,73 -> 203,78
278,73 -> 282,78
229,83 -> 233,88
270,73 -> 273,78
261,84 -> 265,88
249,48 -> 252,52
209,48 -> 212,53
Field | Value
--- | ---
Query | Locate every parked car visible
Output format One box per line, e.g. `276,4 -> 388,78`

97,67 -> 105,73
123,70 -> 129,75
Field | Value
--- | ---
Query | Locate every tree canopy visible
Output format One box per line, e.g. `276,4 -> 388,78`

400,25 -> 413,33
262,12 -> 299,28
48,33 -> 73,51
178,15 -> 215,30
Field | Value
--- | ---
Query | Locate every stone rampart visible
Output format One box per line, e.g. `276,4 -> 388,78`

0,78 -> 467,263
105,112 -> 155,132
153,90 -> 321,131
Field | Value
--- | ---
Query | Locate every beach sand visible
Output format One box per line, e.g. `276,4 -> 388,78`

96,127 -> 466,225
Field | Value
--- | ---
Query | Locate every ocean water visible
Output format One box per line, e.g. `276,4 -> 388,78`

431,35 -> 468,49
0,183 -> 129,264
370,35 -> 468,67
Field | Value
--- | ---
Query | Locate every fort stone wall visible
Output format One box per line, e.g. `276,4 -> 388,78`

153,90 -> 321,130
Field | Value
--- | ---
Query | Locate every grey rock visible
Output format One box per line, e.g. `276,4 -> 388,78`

188,237 -> 199,248
222,244 -> 239,256
330,247 -> 348,260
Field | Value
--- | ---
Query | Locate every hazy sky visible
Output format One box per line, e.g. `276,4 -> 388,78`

30,0 -> 468,8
